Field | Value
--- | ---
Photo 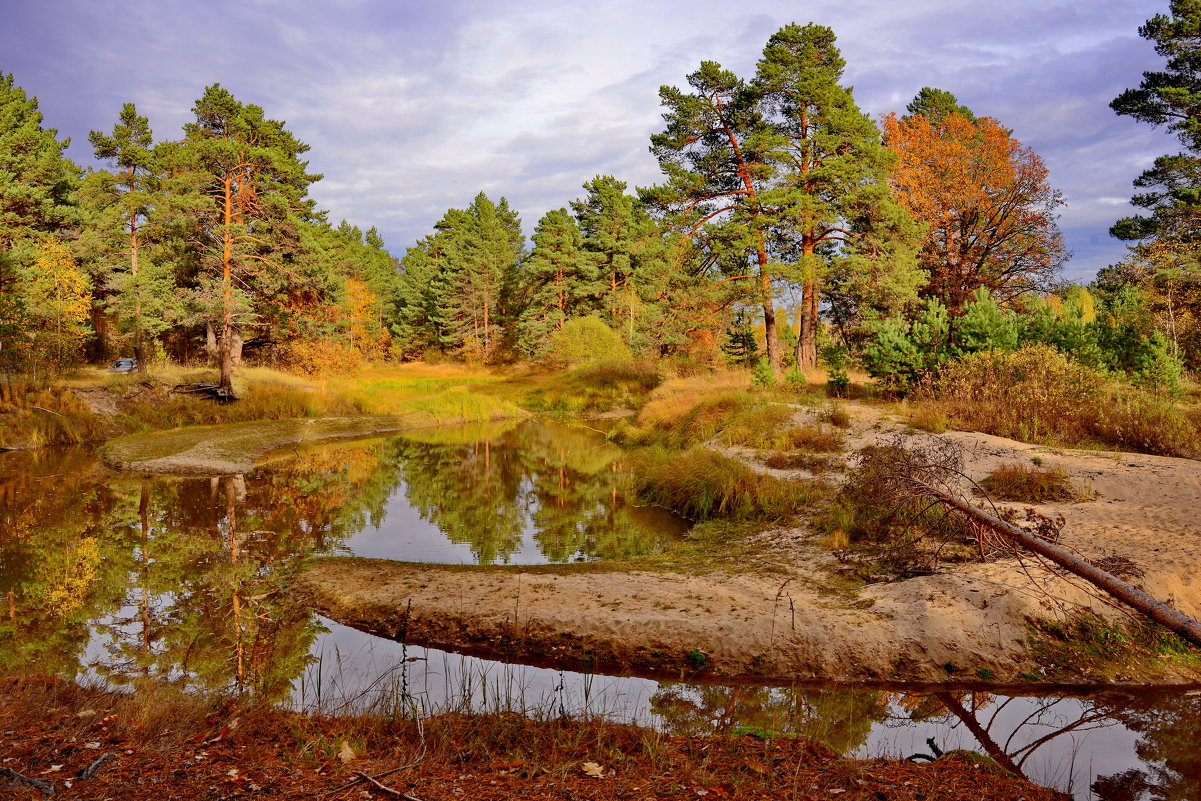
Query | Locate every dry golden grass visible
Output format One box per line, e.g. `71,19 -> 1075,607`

783,423 -> 846,453
0,385 -> 101,448
904,402 -> 951,434
930,345 -> 1200,458
636,371 -> 751,428
628,446 -> 826,521
762,451 -> 843,474
977,463 -> 1089,503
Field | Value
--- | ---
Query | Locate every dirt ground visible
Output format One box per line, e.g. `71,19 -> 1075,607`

0,677 -> 1067,801
294,402 -> 1201,684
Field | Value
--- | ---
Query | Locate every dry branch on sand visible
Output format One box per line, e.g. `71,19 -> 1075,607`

852,436 -> 1201,647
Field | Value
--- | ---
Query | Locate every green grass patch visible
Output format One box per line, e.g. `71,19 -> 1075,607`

1029,614 -> 1201,679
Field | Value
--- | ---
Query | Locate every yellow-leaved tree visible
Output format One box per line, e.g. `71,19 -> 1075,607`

24,238 -> 91,377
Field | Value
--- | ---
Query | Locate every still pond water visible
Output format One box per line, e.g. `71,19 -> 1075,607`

0,419 -> 1197,800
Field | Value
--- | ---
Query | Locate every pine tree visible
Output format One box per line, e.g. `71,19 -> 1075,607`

755,23 -> 922,370
645,61 -> 784,370
395,194 -> 523,361
0,73 -> 80,253
0,74 -> 81,380
571,176 -> 653,329
169,84 -> 322,395
1111,0 -> 1201,245
516,208 -> 594,357
86,103 -> 176,371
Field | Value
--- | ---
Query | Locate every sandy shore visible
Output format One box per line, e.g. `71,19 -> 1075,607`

293,403 -> 1201,684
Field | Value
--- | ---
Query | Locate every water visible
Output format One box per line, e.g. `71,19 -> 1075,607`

1,425 -> 1198,800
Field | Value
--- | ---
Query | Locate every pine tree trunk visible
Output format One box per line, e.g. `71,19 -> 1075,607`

797,278 -> 818,371
757,245 -> 779,372
131,186 -> 147,375
219,321 -> 234,397
219,178 -> 236,398
206,321 -> 217,362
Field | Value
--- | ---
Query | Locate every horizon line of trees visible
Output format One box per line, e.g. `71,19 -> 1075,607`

2,5 -> 1198,397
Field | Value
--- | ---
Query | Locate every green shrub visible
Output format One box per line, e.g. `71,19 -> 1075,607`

547,316 -> 631,369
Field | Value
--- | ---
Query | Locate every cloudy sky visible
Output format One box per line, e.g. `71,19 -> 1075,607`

1,0 -> 1179,282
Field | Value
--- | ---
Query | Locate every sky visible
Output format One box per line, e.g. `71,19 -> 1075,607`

0,0 -> 1181,283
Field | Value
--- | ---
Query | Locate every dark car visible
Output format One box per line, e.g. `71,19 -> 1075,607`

109,358 -> 138,373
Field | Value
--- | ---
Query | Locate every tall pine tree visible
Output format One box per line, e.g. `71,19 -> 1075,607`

168,84 -> 321,395
86,103 -> 176,371
755,23 -> 922,369
645,61 -> 784,369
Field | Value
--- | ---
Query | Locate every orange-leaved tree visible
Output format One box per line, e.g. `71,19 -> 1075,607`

883,91 -> 1066,315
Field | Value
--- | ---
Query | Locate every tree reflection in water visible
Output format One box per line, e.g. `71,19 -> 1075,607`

2,436 -> 1200,800
0,420 -> 686,700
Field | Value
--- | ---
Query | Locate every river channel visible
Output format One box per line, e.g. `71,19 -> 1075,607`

1,419 -> 1197,800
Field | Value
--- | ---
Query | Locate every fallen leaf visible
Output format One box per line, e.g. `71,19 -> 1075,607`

746,761 -> 769,775
339,740 -> 356,763
42,765 -> 63,773
581,761 -> 605,779
227,768 -> 239,777
83,742 -> 101,750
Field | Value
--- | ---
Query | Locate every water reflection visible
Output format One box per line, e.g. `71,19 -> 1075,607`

305,419 -> 689,565
0,420 -> 686,699
2,433 -> 1200,800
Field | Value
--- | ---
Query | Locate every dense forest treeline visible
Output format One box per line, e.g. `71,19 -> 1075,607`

1,7 -> 1199,398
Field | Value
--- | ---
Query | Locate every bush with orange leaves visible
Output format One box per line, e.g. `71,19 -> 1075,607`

278,339 -> 363,378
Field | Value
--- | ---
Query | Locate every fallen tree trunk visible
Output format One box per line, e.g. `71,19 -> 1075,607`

172,382 -> 236,403
914,479 -> 1201,647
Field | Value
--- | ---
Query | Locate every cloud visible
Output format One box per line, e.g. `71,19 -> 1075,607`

2,0 -> 1174,281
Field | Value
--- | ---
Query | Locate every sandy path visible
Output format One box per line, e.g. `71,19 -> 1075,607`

295,403 -> 1201,684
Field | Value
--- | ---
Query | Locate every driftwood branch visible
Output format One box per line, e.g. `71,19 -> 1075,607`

76,752 -> 112,780
0,766 -> 55,796
351,771 -> 424,800
912,478 -> 1201,647
172,382 -> 237,402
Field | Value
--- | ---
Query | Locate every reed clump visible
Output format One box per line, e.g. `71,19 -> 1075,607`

628,446 -> 824,521
0,385 -> 100,448
783,423 -> 845,453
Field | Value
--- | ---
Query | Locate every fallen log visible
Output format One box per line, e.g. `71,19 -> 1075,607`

913,478 -> 1201,647
171,382 -> 236,403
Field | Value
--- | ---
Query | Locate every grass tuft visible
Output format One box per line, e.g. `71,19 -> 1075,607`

628,446 -> 825,522
977,463 -> 1088,503
0,385 -> 101,448
783,423 -> 845,453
